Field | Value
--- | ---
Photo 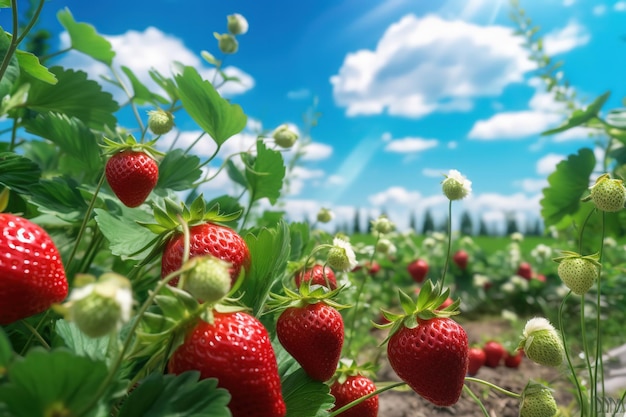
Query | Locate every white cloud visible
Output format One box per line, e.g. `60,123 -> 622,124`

516,178 -> 548,193
286,167 -> 326,196
330,14 -> 534,118
593,4 -> 607,15
300,142 -> 333,161
469,110 -> 562,140
368,186 -> 422,206
384,137 -> 438,153
616,2 -> 626,11
536,153 -> 566,175
56,27 -> 254,104
553,126 -> 599,142
543,20 -> 590,55
287,88 -> 311,100
563,0 -> 575,6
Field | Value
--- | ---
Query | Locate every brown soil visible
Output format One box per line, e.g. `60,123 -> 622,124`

375,318 -> 575,417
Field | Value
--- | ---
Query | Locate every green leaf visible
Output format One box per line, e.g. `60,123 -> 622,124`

23,113 -> 103,175
246,140 -> 285,205
121,66 -> 168,105
274,340 -> 334,417
0,27 -> 20,99
29,177 -> 88,222
94,207 -> 160,260
0,152 -> 41,195
57,8 -> 115,65
226,159 -> 248,188
24,66 -> 119,130
288,222 -> 311,262
15,50 -> 56,84
174,65 -> 247,146
0,327 -> 12,371
0,1 -> 11,7
155,149 -> 202,191
542,91 -> 610,135
540,148 -> 595,228
118,371 -> 231,417
54,320 -> 111,362
0,348 -> 109,417
241,221 -> 291,315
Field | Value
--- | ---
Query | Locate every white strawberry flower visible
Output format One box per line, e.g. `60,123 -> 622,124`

441,169 -> 472,200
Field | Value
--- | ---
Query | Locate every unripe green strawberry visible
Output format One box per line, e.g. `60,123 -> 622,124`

182,255 -> 232,303
520,318 -> 564,367
68,273 -> 133,338
148,109 -> 174,135
519,382 -> 558,417
272,124 -> 298,148
227,13 -> 248,35
589,173 -> 626,212
215,33 -> 238,54
556,253 -> 599,295
441,169 -> 472,201
316,207 -> 333,223
327,237 -> 357,272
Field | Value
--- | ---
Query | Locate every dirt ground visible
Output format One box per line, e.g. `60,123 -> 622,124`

375,318 -> 575,417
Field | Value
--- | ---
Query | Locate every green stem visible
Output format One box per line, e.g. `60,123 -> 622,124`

463,384 -> 490,417
20,319 -> 50,350
464,377 -> 521,398
327,381 -> 407,417
441,199 -> 453,288
110,66 -> 145,136
65,172 -> 106,280
595,211 -> 606,409
0,0 -> 45,82
559,292 -> 585,414
580,292 -> 594,415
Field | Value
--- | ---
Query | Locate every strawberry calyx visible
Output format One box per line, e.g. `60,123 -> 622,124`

265,280 -> 350,315
552,250 -> 601,267
101,135 -> 165,161
331,358 -> 378,385
374,280 -> 460,344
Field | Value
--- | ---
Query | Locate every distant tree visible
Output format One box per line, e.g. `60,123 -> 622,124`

438,215 -> 449,233
366,213 -> 374,234
459,211 -> 474,236
409,211 -> 418,232
422,209 -> 435,235
478,218 -> 489,236
353,208 -> 361,234
505,212 -> 519,235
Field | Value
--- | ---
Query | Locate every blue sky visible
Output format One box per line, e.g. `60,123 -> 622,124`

3,0 -> 626,232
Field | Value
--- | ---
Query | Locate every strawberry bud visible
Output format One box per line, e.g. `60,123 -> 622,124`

442,169 -> 472,200
272,124 -> 298,148
520,317 -> 564,367
67,273 -> 133,338
147,109 -> 175,135
327,237 -> 357,272
227,13 -> 249,36
589,173 -> 626,212
316,207 -> 334,223
371,215 -> 394,234
376,238 -> 394,255
183,255 -> 232,303
214,33 -> 238,54
519,382 -> 558,417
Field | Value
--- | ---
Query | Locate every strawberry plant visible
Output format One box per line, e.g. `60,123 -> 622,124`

1,1 -> 625,416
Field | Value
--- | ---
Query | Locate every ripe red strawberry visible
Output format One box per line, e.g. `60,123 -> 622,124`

0,213 -> 68,325
105,150 -> 158,208
277,302 -> 344,381
295,264 -> 337,290
407,259 -> 429,283
452,250 -> 468,270
330,375 -> 378,417
483,340 -> 506,368
161,222 -> 250,287
387,317 -> 468,406
504,350 -> 523,368
168,311 -> 286,417
365,260 -> 380,276
517,262 -> 533,280
467,347 -> 486,376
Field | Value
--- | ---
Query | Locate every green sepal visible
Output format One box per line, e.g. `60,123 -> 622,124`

100,135 -> 164,160
265,280 -> 350,316
552,250 -> 601,267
